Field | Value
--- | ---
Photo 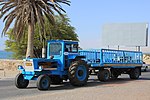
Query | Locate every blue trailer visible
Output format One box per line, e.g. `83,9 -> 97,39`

15,40 -> 143,90
79,49 -> 142,81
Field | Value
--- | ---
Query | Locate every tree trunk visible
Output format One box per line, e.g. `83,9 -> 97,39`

26,22 -> 34,58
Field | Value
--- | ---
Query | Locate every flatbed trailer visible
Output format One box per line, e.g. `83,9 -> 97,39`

79,49 -> 143,81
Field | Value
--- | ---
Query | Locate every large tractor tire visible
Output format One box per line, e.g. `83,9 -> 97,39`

129,68 -> 140,79
97,69 -> 110,82
51,75 -> 63,85
68,60 -> 89,86
15,73 -> 29,89
37,75 -> 51,90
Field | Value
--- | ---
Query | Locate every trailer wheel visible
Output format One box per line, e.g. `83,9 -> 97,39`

97,69 -> 110,82
68,60 -> 89,86
15,73 -> 29,88
37,75 -> 50,90
51,76 -> 63,85
129,68 -> 140,79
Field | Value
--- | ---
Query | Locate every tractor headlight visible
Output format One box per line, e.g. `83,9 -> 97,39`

18,65 -> 24,70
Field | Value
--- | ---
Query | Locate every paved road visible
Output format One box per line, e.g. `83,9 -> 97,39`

0,70 -> 150,100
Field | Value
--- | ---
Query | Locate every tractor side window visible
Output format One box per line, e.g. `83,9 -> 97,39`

65,44 -> 78,53
65,44 -> 71,52
49,43 -> 62,56
72,44 -> 78,52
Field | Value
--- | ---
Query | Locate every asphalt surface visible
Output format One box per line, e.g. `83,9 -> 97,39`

0,70 -> 150,100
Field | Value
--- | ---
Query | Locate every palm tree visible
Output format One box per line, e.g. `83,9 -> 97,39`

0,0 -> 70,58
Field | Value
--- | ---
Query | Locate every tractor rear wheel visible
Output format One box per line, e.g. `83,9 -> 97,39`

68,60 -> 89,86
15,73 -> 29,88
37,75 -> 51,90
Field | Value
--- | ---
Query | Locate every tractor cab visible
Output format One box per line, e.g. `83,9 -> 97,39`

47,40 -> 79,70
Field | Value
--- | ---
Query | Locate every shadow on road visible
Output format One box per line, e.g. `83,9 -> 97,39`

25,74 -> 150,91
139,77 -> 150,80
23,70 -> 150,90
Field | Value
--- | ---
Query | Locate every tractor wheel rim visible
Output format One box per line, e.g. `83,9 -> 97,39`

76,65 -> 87,81
41,78 -> 49,89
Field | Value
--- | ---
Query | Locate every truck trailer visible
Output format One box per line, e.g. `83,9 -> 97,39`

15,40 -> 143,90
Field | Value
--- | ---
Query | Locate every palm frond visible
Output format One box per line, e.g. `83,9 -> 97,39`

0,0 -> 70,40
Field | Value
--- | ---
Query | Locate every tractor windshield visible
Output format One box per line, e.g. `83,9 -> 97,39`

49,43 -> 62,56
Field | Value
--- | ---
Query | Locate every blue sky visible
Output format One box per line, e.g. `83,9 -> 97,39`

0,0 -> 150,50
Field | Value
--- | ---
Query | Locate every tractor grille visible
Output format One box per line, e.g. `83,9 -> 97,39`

24,61 -> 34,71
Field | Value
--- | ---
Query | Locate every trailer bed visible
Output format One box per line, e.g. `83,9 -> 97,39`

79,49 -> 143,68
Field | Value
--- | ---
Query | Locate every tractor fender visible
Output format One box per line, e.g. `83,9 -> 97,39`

74,56 -> 86,60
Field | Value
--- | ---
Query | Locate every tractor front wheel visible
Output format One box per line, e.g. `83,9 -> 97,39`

37,75 -> 51,90
15,73 -> 29,89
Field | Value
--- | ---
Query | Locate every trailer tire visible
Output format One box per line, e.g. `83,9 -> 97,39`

97,69 -> 110,82
37,75 -> 50,90
15,73 -> 29,88
68,60 -> 89,86
51,76 -> 63,85
129,68 -> 140,79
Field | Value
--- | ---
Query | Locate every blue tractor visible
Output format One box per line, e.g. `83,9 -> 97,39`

15,40 -> 143,90
15,40 -> 89,90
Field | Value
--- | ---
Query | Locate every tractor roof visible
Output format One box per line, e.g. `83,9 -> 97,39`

47,40 -> 78,44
